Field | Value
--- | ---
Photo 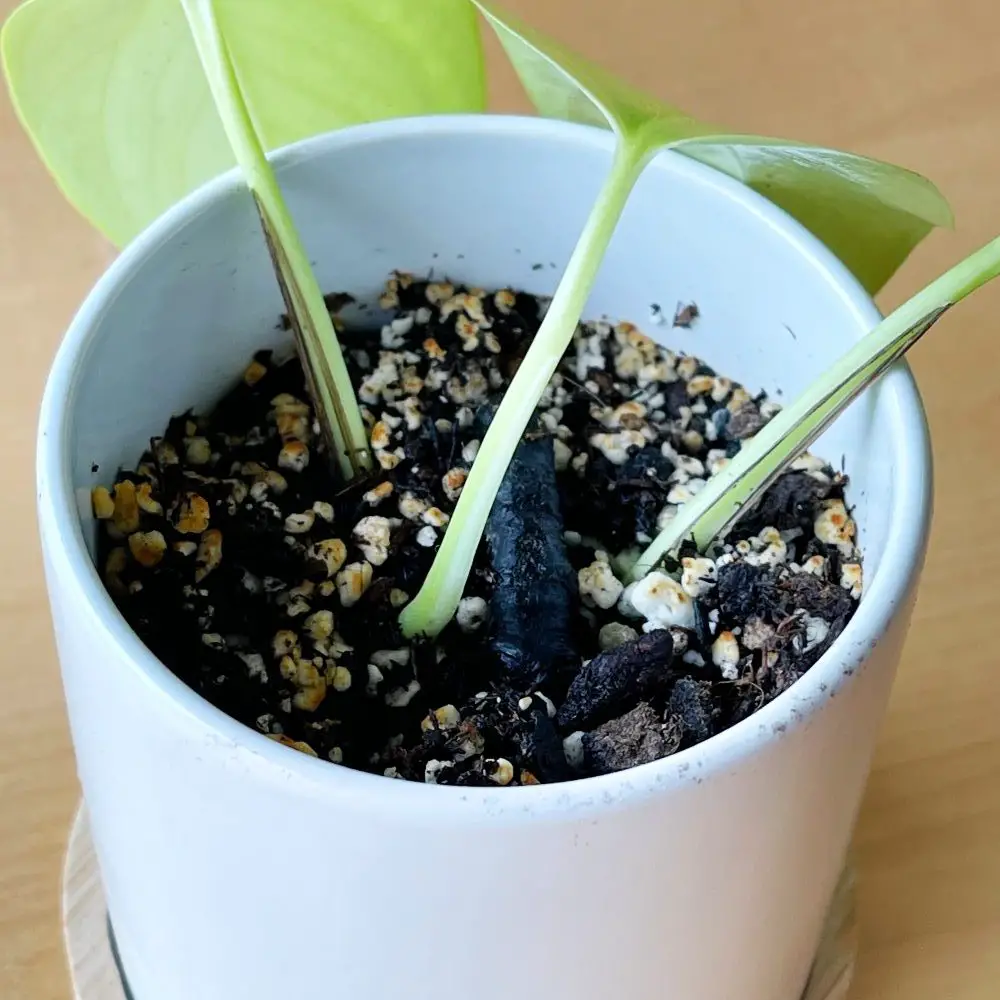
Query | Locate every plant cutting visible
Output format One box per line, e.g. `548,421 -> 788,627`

7,0 -> 989,785
4,0 -> 488,480
11,1 -> 999,998
397,1 -> 978,641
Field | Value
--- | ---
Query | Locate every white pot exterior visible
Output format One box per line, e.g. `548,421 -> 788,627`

37,116 -> 931,1000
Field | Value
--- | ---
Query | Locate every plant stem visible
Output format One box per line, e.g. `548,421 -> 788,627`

399,139 -> 649,639
179,0 -> 371,482
629,234 -> 1000,581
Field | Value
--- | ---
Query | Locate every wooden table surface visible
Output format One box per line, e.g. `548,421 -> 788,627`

2,0 -> 999,996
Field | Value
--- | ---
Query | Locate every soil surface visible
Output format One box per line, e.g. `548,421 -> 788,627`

94,274 -> 863,785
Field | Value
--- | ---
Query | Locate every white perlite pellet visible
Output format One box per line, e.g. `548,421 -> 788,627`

456,596 -> 489,633
680,556 -> 716,598
626,572 -> 696,630
578,558 -> 624,610
712,631 -> 740,680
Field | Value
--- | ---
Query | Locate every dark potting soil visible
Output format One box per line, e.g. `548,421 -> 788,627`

94,273 -> 863,785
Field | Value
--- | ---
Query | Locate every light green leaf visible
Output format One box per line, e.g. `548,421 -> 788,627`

2,0 -> 487,247
680,141 -> 952,294
630,234 -> 1000,579
473,0 -> 711,144
474,0 -> 952,295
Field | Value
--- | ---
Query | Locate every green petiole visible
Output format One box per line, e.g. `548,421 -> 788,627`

628,235 -> 1000,578
399,140 -> 650,638
179,0 -> 371,481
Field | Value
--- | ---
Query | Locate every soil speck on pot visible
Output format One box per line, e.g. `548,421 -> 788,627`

96,275 -> 862,785
673,302 -> 700,328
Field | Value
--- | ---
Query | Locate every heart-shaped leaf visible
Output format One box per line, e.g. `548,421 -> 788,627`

2,0 -> 486,247
474,0 -> 951,295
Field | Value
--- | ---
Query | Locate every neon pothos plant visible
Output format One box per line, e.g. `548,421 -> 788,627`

2,0 -> 487,481
5,0 -> 998,638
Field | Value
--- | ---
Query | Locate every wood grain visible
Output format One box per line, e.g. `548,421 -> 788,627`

2,1 -> 999,997
62,810 -> 126,1000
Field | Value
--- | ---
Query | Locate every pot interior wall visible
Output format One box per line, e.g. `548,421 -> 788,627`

62,119 -> 898,597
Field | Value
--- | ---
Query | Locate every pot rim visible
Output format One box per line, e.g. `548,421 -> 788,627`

37,113 -> 932,814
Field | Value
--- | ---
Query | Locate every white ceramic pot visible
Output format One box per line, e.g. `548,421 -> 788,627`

37,115 -> 931,1000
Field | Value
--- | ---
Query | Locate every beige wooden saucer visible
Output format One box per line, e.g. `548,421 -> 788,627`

62,807 -> 128,1000
62,801 -> 855,1000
